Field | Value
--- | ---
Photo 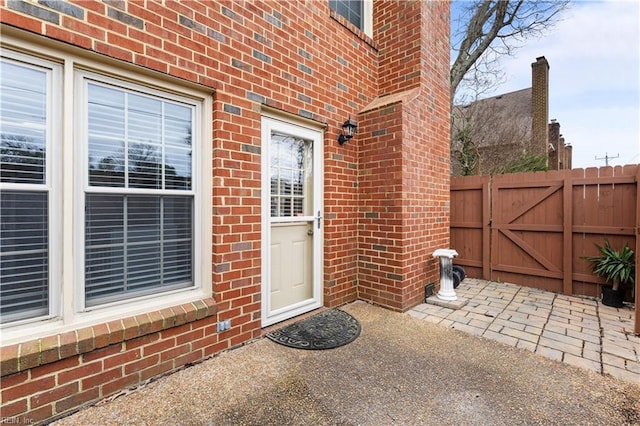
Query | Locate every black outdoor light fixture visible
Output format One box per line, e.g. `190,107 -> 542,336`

337,116 -> 358,145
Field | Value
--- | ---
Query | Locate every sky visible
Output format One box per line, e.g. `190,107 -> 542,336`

452,0 -> 640,169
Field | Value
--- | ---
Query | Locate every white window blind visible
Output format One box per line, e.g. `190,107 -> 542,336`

269,133 -> 312,218
83,79 -> 195,307
0,57 -> 51,323
0,43 -> 208,331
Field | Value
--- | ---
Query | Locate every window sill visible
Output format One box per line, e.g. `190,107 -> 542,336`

329,9 -> 378,50
0,298 -> 217,376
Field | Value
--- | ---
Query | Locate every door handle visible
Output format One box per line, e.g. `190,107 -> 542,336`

307,229 -> 313,236
316,210 -> 322,229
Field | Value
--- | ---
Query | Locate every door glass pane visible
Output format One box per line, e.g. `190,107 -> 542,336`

0,191 -> 49,323
0,60 -> 47,184
270,132 -> 312,217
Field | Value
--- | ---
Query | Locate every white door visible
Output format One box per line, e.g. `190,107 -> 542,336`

261,116 -> 323,326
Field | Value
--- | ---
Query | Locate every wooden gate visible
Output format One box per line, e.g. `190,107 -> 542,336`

450,165 -> 640,335
490,171 -> 570,293
450,175 -> 490,279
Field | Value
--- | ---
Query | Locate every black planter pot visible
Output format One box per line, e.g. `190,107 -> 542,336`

602,286 -> 624,308
452,265 -> 466,289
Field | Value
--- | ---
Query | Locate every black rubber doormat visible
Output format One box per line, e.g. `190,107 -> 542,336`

266,309 -> 361,350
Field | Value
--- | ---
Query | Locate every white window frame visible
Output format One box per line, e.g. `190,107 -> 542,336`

330,0 -> 373,38
75,70 -> 200,312
0,35 -> 213,345
0,50 -> 62,325
363,0 -> 373,37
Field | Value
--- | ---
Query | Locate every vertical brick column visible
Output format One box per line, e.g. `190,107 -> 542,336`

413,0 -> 453,304
211,92 -> 263,349
358,101 -> 406,309
532,56 -> 550,158
376,0 -> 422,95
549,120 -> 560,169
565,145 -> 573,169
357,1 -> 451,311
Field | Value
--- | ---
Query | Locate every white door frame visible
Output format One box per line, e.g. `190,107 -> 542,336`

260,114 -> 324,327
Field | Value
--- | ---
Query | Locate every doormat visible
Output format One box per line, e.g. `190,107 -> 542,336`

266,309 -> 361,350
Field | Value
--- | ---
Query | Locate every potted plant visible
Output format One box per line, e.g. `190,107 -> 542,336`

585,240 -> 635,308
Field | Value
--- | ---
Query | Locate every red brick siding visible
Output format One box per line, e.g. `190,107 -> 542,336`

0,0 -> 450,421
0,301 -> 218,424
357,103 -> 406,309
376,0 -> 423,96
531,57 -> 550,157
0,304 -> 219,424
357,1 -> 451,310
408,0 -> 452,304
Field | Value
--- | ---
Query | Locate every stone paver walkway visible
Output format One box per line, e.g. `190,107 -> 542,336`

408,278 -> 639,384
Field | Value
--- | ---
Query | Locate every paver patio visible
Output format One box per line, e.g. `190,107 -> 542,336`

408,278 -> 639,384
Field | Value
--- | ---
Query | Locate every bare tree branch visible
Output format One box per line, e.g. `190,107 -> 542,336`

451,0 -> 570,102
451,93 -> 540,176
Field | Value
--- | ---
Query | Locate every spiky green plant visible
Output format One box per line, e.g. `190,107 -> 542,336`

585,240 -> 635,293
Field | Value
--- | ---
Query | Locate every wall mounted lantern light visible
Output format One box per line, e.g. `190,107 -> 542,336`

337,116 -> 358,145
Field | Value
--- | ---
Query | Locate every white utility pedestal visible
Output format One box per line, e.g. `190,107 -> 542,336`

432,249 -> 459,301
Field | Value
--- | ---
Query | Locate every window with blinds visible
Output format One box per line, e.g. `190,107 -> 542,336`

329,0 -> 363,29
0,57 -> 52,324
83,77 -> 195,307
0,46 -> 204,327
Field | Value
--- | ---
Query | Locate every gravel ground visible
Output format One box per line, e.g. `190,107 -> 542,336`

53,301 -> 640,425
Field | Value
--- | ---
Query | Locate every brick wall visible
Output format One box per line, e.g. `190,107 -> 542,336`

1,302 -> 220,424
565,145 -> 573,169
376,0 -> 422,95
549,120 -> 560,169
357,0 -> 451,310
0,0 -> 450,422
549,120 -> 572,171
410,0 -> 451,306
358,100 -> 406,308
531,56 -> 550,158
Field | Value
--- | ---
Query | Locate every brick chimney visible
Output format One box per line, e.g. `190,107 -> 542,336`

565,144 -> 572,169
531,56 -> 549,159
548,119 -> 560,169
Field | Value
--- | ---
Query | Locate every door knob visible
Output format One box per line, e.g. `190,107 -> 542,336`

307,229 -> 313,236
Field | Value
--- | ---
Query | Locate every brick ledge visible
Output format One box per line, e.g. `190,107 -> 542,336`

0,298 -> 217,376
360,88 -> 421,114
329,9 -> 377,50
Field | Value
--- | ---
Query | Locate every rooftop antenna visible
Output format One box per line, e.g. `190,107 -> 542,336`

595,153 -> 619,166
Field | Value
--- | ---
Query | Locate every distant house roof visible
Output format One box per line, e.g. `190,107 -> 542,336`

453,87 -> 533,148
451,56 -> 571,175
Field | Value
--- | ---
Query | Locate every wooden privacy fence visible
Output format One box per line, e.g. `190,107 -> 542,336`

450,165 -> 639,335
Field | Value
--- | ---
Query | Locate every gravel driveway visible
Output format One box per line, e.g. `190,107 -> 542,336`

53,301 -> 640,425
